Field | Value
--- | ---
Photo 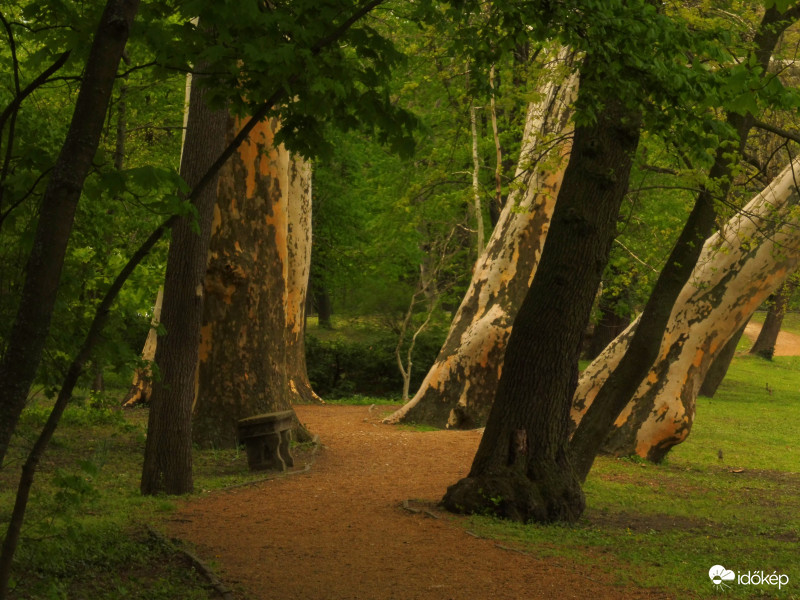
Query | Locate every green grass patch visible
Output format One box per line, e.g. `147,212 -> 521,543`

0,392 -> 261,599
467,354 -> 800,598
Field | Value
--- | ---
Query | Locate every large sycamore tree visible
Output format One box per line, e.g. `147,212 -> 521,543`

140,0 -> 417,494
441,0 -> 761,521
192,115 -> 314,449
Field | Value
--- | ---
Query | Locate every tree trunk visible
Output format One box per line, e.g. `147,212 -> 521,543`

285,154 -> 321,405
121,287 -> 163,406
140,67 -> 228,496
698,320 -> 748,398
384,48 -> 578,429
442,56 -> 640,523
0,0 -> 139,467
571,157 -> 800,461
749,279 -> 797,359
585,298 -> 631,361
568,6 -> 799,473
192,116 -> 314,449
313,283 -> 333,328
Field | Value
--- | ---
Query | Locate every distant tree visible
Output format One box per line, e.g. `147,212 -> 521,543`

749,278 -> 798,359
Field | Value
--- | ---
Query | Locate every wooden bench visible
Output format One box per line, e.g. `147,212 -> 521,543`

237,410 -> 295,472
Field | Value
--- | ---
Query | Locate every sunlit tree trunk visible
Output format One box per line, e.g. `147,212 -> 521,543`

285,154 -> 320,405
384,49 -> 578,429
121,287 -> 163,406
571,157 -> 800,461
192,116 -> 315,449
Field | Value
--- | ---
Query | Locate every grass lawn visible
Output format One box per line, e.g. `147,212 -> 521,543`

468,353 -> 800,598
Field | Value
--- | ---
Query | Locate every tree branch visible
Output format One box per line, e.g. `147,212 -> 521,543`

752,119 -> 800,146
0,51 -> 71,136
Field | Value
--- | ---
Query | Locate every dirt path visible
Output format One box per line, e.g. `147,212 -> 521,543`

167,405 -> 669,600
743,322 -> 800,355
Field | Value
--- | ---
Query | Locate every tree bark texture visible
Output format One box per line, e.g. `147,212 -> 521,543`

140,71 -> 228,495
385,49 -> 578,429
192,116 -> 315,449
442,58 -> 640,523
285,154 -> 320,405
749,279 -> 797,359
571,157 -> 800,461
568,5 -> 800,471
122,287 -> 163,406
0,0 -> 140,467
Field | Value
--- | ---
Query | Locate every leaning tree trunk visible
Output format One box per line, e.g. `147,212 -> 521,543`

567,4 -> 800,480
285,154 -> 321,405
749,278 -> 798,359
571,157 -> 800,461
192,116 -> 315,449
140,66 -> 228,496
121,287 -> 163,406
385,49 -> 578,429
442,56 -> 641,523
0,0 -> 140,467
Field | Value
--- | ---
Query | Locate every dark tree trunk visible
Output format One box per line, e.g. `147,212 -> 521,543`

0,0 -> 139,467
314,284 -> 333,329
749,279 -> 797,359
698,321 -> 748,398
140,70 -> 228,496
569,4 -> 798,472
585,300 -> 631,361
442,58 -> 640,523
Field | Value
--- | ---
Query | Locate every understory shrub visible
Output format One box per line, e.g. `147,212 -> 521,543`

305,329 -> 446,399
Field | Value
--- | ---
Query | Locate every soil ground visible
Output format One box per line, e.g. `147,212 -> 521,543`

166,322 -> 798,600
743,322 -> 800,355
168,405 -> 669,600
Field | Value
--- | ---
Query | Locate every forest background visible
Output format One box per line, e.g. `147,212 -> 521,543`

2,0 -> 800,597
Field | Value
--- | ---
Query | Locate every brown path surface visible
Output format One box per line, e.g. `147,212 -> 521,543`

167,405 -> 669,600
744,322 -> 800,355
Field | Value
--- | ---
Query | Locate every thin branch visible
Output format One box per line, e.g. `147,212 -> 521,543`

752,119 -> 800,146
0,168 -> 52,229
614,239 -> 658,273
0,51 -> 72,134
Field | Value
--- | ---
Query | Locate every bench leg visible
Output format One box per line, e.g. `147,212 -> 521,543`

244,433 -> 286,471
279,428 -> 294,468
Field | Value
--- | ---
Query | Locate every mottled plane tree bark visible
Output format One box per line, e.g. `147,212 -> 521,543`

569,4 -> 800,472
385,49 -> 578,429
192,116 -> 315,450
571,157 -> 800,460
